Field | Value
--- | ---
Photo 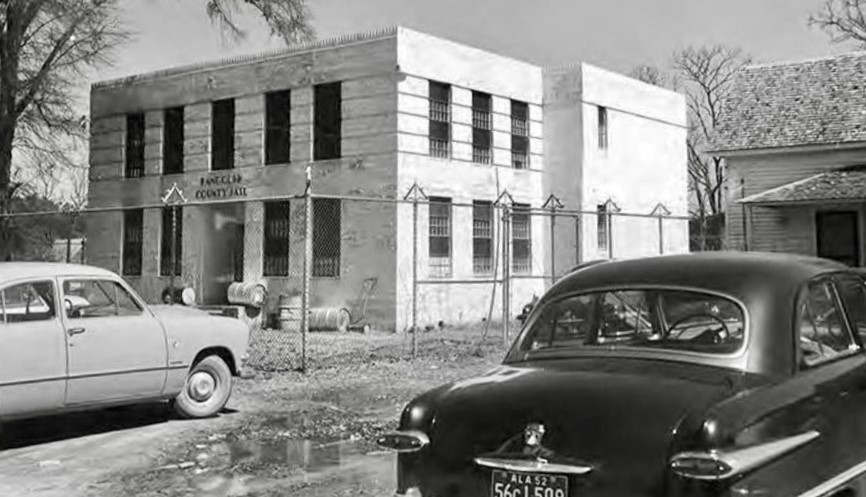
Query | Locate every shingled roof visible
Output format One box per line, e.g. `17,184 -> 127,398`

710,52 -> 866,154
740,165 -> 866,205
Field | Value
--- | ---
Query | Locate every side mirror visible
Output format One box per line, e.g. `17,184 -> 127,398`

517,302 -> 535,324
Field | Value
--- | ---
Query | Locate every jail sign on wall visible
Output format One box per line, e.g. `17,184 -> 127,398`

194,173 -> 248,200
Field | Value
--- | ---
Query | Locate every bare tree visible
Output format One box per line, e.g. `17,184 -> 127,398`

672,45 -> 751,249
810,0 -> 866,47
205,0 -> 314,44
628,64 -> 667,87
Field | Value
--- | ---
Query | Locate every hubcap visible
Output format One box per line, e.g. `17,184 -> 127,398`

188,371 -> 216,402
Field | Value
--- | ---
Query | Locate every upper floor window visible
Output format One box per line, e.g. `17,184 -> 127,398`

314,82 -> 341,161
212,99 -> 235,170
122,209 -> 143,276
163,107 -> 184,175
511,100 -> 529,169
598,106 -> 608,150
428,196 -> 452,278
429,81 -> 451,158
265,90 -> 292,165
472,91 -> 492,164
125,113 -> 145,178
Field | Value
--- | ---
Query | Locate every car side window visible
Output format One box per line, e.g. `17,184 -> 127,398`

799,280 -> 856,367
63,279 -> 142,319
835,275 -> 866,345
0,281 -> 56,324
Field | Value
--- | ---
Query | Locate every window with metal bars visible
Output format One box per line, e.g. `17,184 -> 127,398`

314,82 -> 342,161
265,90 -> 291,165
598,106 -> 608,150
429,81 -> 451,158
472,91 -> 492,164
160,207 -> 183,277
122,209 -> 143,276
263,201 -> 290,276
313,198 -> 341,277
428,197 -> 452,278
473,201 -> 494,275
597,204 -> 609,252
212,99 -> 235,170
512,203 -> 531,274
163,107 -> 184,175
125,113 -> 145,178
511,100 -> 529,168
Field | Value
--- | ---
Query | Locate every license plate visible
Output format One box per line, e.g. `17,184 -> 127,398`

490,470 -> 569,497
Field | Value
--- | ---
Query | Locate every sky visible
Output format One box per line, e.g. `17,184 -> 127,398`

93,0 -> 854,90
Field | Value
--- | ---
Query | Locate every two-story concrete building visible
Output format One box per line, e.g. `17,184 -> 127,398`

712,52 -> 866,267
86,27 -> 689,331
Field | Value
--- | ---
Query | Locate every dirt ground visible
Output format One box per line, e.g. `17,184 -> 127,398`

0,328 -> 509,497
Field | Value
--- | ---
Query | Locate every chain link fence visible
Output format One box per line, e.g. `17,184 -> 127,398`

0,183 -> 714,372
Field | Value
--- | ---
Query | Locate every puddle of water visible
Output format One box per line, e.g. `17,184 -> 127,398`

225,438 -> 369,473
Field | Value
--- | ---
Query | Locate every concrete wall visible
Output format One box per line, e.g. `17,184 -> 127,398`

726,147 -> 866,255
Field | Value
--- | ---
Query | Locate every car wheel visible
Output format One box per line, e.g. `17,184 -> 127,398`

174,355 -> 232,419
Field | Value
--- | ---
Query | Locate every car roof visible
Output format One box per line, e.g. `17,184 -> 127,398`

0,262 -> 118,282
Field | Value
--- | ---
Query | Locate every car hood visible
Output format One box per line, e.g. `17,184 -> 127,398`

409,358 -> 763,494
150,304 -> 228,322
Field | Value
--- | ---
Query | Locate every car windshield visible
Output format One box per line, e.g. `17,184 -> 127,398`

515,288 -> 746,355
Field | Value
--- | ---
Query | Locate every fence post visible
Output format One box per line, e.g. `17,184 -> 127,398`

404,183 -> 428,358
66,237 -> 71,263
161,183 -> 187,305
542,194 -> 564,286
651,203 -> 670,256
301,163 -> 313,373
502,204 -> 511,342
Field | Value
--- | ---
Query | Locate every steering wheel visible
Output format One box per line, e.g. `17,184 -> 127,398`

667,313 -> 730,343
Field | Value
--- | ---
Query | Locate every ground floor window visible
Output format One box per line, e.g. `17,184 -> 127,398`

512,203 -> 531,274
429,197 -> 452,278
313,198 -> 341,277
122,209 -> 143,276
473,200 -> 493,275
263,201 -> 291,276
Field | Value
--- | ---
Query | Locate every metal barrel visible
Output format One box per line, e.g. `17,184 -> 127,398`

227,282 -> 267,308
278,293 -> 302,332
309,307 -> 351,332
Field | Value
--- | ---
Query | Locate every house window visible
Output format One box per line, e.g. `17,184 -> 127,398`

472,91 -> 492,164
512,203 -> 531,274
314,82 -> 341,161
511,100 -> 529,169
263,201 -> 290,277
122,209 -> 143,276
125,113 -> 145,178
598,106 -> 608,150
429,196 -> 452,278
473,200 -> 494,275
429,81 -> 451,158
265,90 -> 291,165
212,99 -> 235,170
312,198 -> 341,277
163,107 -> 184,174
160,207 -> 183,277
597,204 -> 609,252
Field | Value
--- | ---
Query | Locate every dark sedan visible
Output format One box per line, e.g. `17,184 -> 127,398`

377,252 -> 866,497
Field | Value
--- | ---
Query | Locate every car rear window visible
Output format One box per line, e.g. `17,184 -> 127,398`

517,288 -> 746,355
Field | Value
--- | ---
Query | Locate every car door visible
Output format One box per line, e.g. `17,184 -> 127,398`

0,278 -> 67,418
61,277 -> 168,405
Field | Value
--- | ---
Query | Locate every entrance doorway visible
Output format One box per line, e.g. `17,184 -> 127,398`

201,203 -> 245,304
816,210 -> 860,267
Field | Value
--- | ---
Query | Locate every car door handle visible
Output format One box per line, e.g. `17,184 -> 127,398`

67,327 -> 86,336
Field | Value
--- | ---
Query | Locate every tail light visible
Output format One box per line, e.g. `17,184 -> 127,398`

376,430 -> 430,453
670,430 -> 820,481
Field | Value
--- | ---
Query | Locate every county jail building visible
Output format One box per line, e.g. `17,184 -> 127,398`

85,27 -> 689,332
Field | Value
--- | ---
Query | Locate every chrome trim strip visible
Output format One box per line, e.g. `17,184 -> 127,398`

376,430 -> 430,453
474,456 -> 593,475
796,459 -> 866,497
671,430 -> 820,481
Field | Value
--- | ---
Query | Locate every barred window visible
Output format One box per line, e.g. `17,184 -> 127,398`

125,113 -> 145,178
472,91 -> 492,164
313,198 -> 341,277
263,201 -> 290,277
212,99 -> 235,170
598,106 -> 608,150
163,107 -> 184,175
429,197 -> 452,278
160,207 -> 183,277
122,209 -> 143,276
314,82 -> 342,161
511,100 -> 529,168
598,204 -> 609,252
473,200 -> 494,275
512,203 -> 531,274
265,90 -> 291,165
429,81 -> 451,158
